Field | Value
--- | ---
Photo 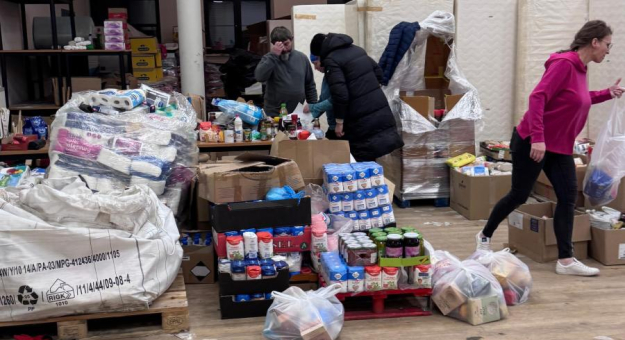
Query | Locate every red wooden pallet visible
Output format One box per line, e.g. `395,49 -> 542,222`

320,279 -> 433,321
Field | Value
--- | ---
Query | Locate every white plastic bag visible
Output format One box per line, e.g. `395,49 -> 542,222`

468,249 -> 532,306
263,284 -> 344,340
305,184 -> 329,215
584,99 -> 625,206
0,178 -> 182,321
431,249 -> 508,326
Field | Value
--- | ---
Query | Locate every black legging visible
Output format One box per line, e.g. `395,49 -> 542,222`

482,128 -> 577,259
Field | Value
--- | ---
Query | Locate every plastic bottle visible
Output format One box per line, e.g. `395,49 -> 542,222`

234,115 -> 243,142
312,119 -> 324,139
279,103 -> 288,119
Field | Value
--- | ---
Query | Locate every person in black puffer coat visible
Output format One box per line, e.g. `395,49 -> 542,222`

310,33 -> 404,162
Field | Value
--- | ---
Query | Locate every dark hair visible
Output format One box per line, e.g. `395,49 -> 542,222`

270,27 -> 293,44
568,20 -> 613,51
310,33 -> 327,57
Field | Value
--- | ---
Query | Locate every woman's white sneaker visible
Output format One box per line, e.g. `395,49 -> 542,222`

475,231 -> 491,251
556,259 -> 600,276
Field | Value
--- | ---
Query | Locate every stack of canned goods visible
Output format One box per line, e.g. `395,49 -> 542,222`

338,232 -> 378,266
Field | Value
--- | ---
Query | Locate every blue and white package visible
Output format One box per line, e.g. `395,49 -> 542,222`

325,166 -> 344,193
90,89 -> 118,106
212,98 -> 263,125
365,188 -> 379,209
347,211 -> 359,221
291,226 -> 305,236
23,116 -> 48,140
358,210 -> 371,230
381,205 -> 396,226
354,190 -> 367,211
112,89 -> 146,110
341,193 -> 354,212
369,208 -> 383,228
353,164 -> 372,190
376,185 -> 391,206
367,162 -> 385,187
328,193 -> 342,213
257,228 -> 274,236
347,266 -> 365,292
235,294 -> 250,302
342,168 -> 358,193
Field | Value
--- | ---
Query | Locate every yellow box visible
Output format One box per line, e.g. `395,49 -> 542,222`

156,52 -> 162,67
132,55 -> 156,69
133,68 -> 163,82
131,37 -> 159,54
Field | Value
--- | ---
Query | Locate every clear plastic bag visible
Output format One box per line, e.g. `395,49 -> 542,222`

468,249 -> 532,306
305,184 -> 329,215
48,86 -> 199,214
429,243 -> 508,326
584,99 -> 625,206
263,284 -> 344,340
327,214 -> 354,252
211,98 -> 264,126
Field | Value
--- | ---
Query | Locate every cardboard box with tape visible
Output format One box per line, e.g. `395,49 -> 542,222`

590,227 -> 625,266
450,170 -> 512,220
180,232 -> 216,284
507,202 -> 591,263
197,153 -> 305,204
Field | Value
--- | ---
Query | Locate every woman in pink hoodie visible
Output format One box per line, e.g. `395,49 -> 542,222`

476,20 -> 624,276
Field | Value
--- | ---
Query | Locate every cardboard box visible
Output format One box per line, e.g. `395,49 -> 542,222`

508,202 -> 591,263
71,77 -> 102,93
401,95 -> 433,120
270,138 -> 350,185
590,227 -> 625,265
196,195 -> 211,230
133,68 -> 163,82
535,155 -> 588,207
480,146 -> 512,162
450,170 -> 512,220
197,153 -> 306,204
188,93 -> 206,121
181,243 -> 215,284
155,51 -> 162,67
108,8 -> 128,21
270,0 -> 327,19
132,54 -> 157,69
131,37 -> 159,54
425,36 -> 450,77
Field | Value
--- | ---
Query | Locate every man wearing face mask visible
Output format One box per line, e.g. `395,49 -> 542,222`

255,27 -> 318,116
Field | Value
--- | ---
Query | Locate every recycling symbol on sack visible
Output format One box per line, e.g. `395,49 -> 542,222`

17,285 -> 38,305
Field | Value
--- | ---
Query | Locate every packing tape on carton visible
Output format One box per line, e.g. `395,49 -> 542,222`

294,14 -> 317,20
357,6 -> 383,12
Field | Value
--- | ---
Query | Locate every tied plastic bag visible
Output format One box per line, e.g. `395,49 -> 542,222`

211,98 -> 264,126
305,184 -> 329,215
584,99 -> 625,206
468,249 -> 532,306
266,186 -> 305,201
431,249 -> 508,326
263,284 -> 344,340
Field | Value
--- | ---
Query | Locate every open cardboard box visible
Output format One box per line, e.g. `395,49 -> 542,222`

508,202 -> 591,263
450,170 -> 512,220
197,153 -> 305,204
590,227 -> 625,265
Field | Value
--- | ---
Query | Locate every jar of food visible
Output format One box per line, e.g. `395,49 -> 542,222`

375,236 -> 387,259
403,232 -> 421,258
363,243 -> 378,265
385,234 -> 403,258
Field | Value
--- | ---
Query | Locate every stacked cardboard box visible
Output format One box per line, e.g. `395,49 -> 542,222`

131,37 -> 163,82
104,8 -> 130,51
533,154 -> 588,207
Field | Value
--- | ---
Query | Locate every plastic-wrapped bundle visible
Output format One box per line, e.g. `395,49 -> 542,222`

48,86 -> 198,210
468,249 -> 532,306
263,284 -> 344,340
429,246 -> 508,326
378,11 -> 483,201
211,98 -> 264,125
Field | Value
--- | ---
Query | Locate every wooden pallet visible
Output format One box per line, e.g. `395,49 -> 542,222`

394,195 -> 450,209
0,273 -> 189,340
